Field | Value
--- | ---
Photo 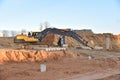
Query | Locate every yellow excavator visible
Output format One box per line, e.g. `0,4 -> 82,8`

14,32 -> 39,43
14,28 -> 93,49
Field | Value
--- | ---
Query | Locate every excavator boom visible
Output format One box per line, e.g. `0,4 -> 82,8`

37,28 -> 90,48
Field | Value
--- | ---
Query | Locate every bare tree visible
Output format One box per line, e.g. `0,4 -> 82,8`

11,31 -> 17,37
40,23 -> 43,31
21,29 -> 26,34
44,21 -> 50,29
40,21 -> 50,31
2,30 -> 8,37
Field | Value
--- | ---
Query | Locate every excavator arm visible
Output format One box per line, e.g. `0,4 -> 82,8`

37,28 -> 91,48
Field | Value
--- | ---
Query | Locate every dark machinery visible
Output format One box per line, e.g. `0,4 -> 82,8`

37,28 -> 91,48
14,28 -> 92,48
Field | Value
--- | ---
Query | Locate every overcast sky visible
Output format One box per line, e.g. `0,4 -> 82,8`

0,0 -> 120,34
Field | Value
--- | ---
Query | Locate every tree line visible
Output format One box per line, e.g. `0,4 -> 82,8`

1,21 -> 50,37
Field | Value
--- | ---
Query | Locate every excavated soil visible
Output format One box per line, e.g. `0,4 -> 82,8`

51,32 -> 120,50
0,49 -> 75,63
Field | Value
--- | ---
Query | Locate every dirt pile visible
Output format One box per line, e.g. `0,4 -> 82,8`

77,33 -> 120,50
40,34 -> 55,46
0,49 -> 75,63
44,33 -> 120,50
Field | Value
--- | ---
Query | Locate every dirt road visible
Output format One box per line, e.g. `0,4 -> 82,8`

61,69 -> 120,80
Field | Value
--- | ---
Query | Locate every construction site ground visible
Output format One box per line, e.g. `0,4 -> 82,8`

0,36 -> 120,80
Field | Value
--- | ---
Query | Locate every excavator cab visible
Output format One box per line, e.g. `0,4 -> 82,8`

31,32 -> 39,38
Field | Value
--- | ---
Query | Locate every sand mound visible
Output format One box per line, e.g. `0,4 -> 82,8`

40,33 -> 120,50
41,33 -> 120,50
0,49 -> 75,63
